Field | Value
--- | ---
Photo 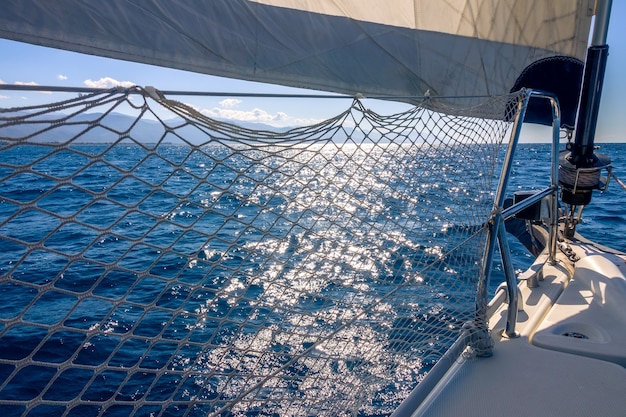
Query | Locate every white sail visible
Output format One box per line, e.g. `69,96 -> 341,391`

0,0 -> 592,99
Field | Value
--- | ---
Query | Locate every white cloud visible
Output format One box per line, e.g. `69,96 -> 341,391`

0,79 -> 5,84
201,106 -> 290,125
57,74 -> 68,81
177,99 -> 324,128
0,95 -> 8,100
84,77 -> 135,88
219,98 -> 242,108
291,116 -> 326,125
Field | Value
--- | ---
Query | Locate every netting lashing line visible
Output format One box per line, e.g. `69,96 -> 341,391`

0,87 -> 523,416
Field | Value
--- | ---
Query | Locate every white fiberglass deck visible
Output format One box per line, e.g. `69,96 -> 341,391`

532,253 -> 626,366
409,241 -> 626,417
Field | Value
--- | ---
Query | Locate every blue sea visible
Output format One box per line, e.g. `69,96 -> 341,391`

1,140 -> 625,417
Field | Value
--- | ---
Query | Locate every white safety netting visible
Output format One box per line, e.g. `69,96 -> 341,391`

0,88 -> 521,416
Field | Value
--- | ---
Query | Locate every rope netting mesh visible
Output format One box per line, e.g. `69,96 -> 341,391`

0,87 -> 522,416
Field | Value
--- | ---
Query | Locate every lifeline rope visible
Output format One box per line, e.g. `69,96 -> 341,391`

611,171 -> 626,190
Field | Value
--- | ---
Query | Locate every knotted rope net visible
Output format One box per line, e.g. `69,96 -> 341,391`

0,87 -> 521,416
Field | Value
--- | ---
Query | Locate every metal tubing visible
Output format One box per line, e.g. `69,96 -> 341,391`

592,0 -> 613,46
477,218 -> 501,317
526,91 -> 561,263
476,92 -> 530,322
494,94 -> 530,209
549,95 -> 561,263
487,90 -> 560,338
497,218 -> 519,337
501,186 -> 554,220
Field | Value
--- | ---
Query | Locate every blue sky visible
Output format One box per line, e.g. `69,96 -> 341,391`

1,2 -> 625,141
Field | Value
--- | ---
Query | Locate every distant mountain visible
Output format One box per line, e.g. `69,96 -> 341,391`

0,111 -> 297,145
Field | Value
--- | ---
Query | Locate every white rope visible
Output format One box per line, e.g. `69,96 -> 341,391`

611,172 -> 626,191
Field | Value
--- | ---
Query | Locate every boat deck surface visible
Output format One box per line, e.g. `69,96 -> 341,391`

409,241 -> 626,417
413,332 -> 626,416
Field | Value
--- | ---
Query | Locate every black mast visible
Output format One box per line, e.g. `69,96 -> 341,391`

569,0 -> 612,166
559,0 -> 613,210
